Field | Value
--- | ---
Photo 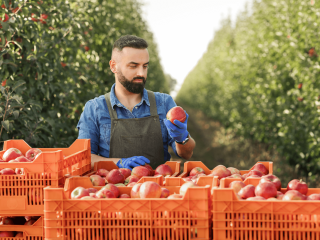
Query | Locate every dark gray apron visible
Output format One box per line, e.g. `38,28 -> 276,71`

104,90 -> 165,169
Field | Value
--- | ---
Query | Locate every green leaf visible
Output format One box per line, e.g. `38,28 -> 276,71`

12,80 -> 26,91
13,111 -> 19,118
27,99 -> 42,109
1,120 -> 10,131
11,95 -> 23,104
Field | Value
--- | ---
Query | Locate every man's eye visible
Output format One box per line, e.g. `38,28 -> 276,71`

129,65 -> 136,68
144,65 -> 148,69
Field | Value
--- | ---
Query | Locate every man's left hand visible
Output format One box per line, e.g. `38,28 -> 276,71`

164,112 -> 189,142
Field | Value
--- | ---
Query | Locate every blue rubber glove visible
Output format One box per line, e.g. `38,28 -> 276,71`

116,156 -> 150,170
164,112 -> 189,143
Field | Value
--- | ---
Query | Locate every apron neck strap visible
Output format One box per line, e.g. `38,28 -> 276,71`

105,92 -> 118,119
147,90 -> 158,116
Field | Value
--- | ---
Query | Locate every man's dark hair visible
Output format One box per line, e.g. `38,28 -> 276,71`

113,35 -> 148,51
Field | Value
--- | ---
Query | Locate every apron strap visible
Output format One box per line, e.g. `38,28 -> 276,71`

104,92 -> 118,119
147,90 -> 158,116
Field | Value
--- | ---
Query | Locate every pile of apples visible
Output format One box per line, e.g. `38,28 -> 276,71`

0,148 -> 42,175
89,164 -> 173,187
0,216 -> 41,237
71,179 -> 201,200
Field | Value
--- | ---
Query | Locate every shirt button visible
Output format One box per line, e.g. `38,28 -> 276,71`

135,107 -> 138,109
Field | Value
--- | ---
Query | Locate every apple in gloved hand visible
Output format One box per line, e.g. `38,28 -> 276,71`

166,106 -> 186,124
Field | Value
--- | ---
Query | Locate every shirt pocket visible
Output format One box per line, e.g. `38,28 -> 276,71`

160,119 -> 168,143
101,123 -> 111,146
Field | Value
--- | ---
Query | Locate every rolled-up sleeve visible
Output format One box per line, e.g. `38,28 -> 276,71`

77,100 -> 99,155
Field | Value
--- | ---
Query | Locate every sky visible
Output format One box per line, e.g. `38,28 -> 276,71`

139,0 -> 253,97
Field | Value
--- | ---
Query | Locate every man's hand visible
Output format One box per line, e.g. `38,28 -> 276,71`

164,112 -> 189,142
116,156 -> 150,170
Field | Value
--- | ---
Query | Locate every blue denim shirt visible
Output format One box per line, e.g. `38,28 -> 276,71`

77,84 -> 179,162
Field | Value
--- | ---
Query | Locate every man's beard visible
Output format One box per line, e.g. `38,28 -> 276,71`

117,70 -> 146,94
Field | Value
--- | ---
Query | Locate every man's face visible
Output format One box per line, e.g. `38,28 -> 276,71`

116,47 -> 149,94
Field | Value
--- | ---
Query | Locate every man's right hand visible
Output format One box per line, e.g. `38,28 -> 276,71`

116,156 -> 150,170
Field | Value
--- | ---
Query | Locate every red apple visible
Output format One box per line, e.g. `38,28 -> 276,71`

120,194 -> 130,198
189,167 -> 205,176
227,167 -> 240,175
119,168 -> 131,179
247,170 -> 263,177
84,46 -> 89,51
16,156 -> 31,162
276,191 -> 284,198
238,185 -> 256,199
127,182 -> 137,187
139,181 -> 162,198
87,188 -> 98,194
0,14 -> 9,23
3,148 -> 23,162
154,164 -> 173,177
0,168 -> 16,175
101,184 -> 120,198
260,174 -> 281,191
71,187 -> 89,199
252,163 -> 269,175
144,164 -> 154,176
90,175 -> 105,186
95,169 -> 109,178
89,193 -> 97,198
15,232 -> 23,237
15,168 -> 24,175
131,183 -> 142,198
307,194 -> 320,200
0,231 -> 14,237
182,176 -> 193,182
282,190 -> 307,200
160,188 -> 170,198
95,189 -> 115,198
166,106 -> 186,124
247,196 -> 266,201
229,181 -> 246,194
242,174 -> 248,179
25,148 -> 42,161
255,182 -> 277,199
287,179 -> 308,195
131,166 -> 150,179
106,169 -> 125,184
210,165 -> 231,179
227,174 -> 244,180
124,175 -> 139,185
2,217 -> 14,225
168,194 -> 183,199
24,219 -> 36,225
180,181 -> 198,195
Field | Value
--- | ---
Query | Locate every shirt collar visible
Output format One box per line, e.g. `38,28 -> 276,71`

110,83 -> 150,110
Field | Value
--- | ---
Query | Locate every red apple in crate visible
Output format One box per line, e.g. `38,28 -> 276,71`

227,174 -> 244,180
189,167 -> 205,176
95,169 -> 109,178
276,191 -> 284,199
139,181 -> 162,198
101,184 -> 120,198
2,217 -> 14,225
260,174 -> 281,191
114,183 -> 125,187
71,187 -> 89,199
90,175 -> 105,186
160,188 -> 170,198
210,165 -> 231,179
15,232 -> 23,237
0,232 -> 14,237
252,163 -> 268,175
180,181 -> 198,195
106,169 -> 125,184
87,188 -> 98,194
144,164 -> 154,176
166,106 -> 186,124
168,194 -> 183,199
131,183 -> 142,198
120,194 -> 130,198
154,164 -> 173,177
16,156 -> 31,162
95,189 -> 115,198
238,185 -> 255,199
242,173 -> 248,179
247,196 -> 266,201
3,148 -> 23,162
287,179 -> 308,195
183,176 -> 193,182
131,166 -> 150,179
229,181 -> 246,194
25,148 -> 42,161
127,182 -> 137,187
124,175 -> 139,185
227,167 -> 240,175
246,170 -> 263,177
282,190 -> 307,200
24,219 -> 36,225
15,168 -> 24,175
119,168 -> 131,179
0,168 -> 15,175
255,182 -> 277,199
307,194 -> 320,200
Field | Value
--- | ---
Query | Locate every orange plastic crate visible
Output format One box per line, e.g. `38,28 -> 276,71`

0,216 -> 43,239
85,160 -> 181,179
212,177 -> 320,240
44,176 -> 211,240
0,139 -> 91,215
179,161 -> 273,178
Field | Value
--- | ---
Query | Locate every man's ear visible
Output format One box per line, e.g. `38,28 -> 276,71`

109,60 -> 117,73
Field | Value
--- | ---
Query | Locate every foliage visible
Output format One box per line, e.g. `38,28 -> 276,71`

177,0 -> 320,183
0,0 -> 168,149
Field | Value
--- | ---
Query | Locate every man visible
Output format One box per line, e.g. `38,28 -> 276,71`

77,35 -> 195,169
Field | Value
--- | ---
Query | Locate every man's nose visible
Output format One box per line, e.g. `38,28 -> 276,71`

136,66 -> 145,76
